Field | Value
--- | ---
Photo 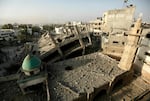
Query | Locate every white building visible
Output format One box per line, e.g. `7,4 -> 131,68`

66,21 -> 82,26
89,17 -> 103,35
55,27 -> 64,34
72,21 -> 82,26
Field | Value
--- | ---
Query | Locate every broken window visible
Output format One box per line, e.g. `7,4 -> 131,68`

146,33 -> 150,39
145,51 -> 150,56
113,41 -> 119,44
137,29 -> 140,33
122,42 -> 125,45
131,24 -> 134,27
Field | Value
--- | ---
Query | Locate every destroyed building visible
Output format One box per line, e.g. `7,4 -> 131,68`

38,25 -> 92,63
101,5 -> 136,59
0,4 -> 150,101
89,17 -> 103,35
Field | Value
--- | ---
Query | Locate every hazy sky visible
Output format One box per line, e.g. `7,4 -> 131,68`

0,0 -> 149,24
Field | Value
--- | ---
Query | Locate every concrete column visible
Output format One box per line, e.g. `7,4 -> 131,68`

118,18 -> 142,70
74,26 -> 85,55
48,32 -> 63,57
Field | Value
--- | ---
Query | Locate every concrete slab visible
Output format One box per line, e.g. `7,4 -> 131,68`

47,52 -> 126,101
0,52 -> 129,101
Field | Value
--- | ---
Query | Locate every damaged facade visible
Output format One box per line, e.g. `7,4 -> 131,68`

101,5 -> 136,59
38,25 -> 92,63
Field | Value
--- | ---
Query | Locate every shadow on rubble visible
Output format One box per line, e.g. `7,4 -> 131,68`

63,34 -> 102,61
85,34 -> 102,55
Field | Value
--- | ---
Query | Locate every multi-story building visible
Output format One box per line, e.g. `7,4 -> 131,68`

89,17 -> 102,35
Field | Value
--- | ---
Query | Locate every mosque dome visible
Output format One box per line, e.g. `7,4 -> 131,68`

22,54 -> 41,72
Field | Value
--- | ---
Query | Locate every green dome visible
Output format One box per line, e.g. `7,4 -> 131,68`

22,54 -> 41,72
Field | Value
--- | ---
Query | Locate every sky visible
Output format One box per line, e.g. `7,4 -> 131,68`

0,0 -> 149,24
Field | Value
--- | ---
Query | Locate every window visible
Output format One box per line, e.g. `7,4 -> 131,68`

146,33 -> 150,38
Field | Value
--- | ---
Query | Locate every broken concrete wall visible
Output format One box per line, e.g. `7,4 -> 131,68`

133,30 -> 150,82
102,33 -> 127,59
38,26 -> 92,63
101,6 -> 135,33
47,52 -> 131,101
118,18 -> 142,71
100,6 -> 135,60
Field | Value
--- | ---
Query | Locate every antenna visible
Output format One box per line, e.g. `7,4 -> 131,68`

123,0 -> 128,8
